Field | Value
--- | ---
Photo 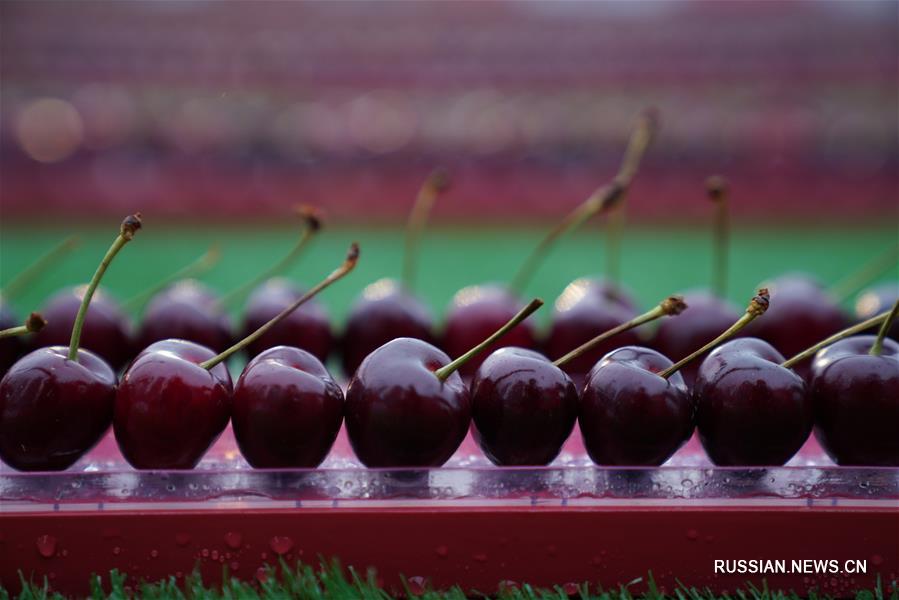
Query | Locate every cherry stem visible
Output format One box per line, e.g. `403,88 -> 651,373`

658,288 -> 770,379
828,242 -> 899,303
68,215 -> 141,361
199,243 -> 359,370
402,168 -> 450,292
870,298 -> 899,356
434,298 -> 544,382
508,181 -> 625,295
706,175 -> 730,298
779,309 -> 893,368
553,295 -> 687,368
1,236 -> 79,301
0,312 -> 46,339
218,206 -> 322,309
122,244 -> 221,313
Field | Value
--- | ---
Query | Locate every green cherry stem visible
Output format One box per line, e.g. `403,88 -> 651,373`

1,236 -> 79,300
658,288 -> 770,379
706,175 -> 730,299
828,242 -> 899,304
402,168 -> 450,292
554,295 -> 687,368
870,298 -> 899,356
218,205 -> 322,309
122,244 -> 222,313
0,312 -> 47,339
434,298 -> 544,382
199,243 -> 359,371
779,308 -> 894,368
68,215 -> 142,361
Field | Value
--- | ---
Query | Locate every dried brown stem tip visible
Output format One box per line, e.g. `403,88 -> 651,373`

661,295 -> 688,316
427,167 -> 452,192
26,312 -> 47,333
295,205 -> 324,232
747,288 -> 770,316
345,242 -> 360,266
120,213 -> 142,240
706,176 -> 729,202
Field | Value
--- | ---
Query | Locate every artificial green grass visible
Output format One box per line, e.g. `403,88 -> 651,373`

3,560 -> 896,600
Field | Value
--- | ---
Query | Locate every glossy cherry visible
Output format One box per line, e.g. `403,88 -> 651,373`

114,339 -> 232,469
855,282 -> 899,341
136,279 -> 233,355
240,278 -> 332,362
580,346 -> 693,465
233,346 -> 343,468
695,338 -> 811,466
32,285 -> 133,371
0,215 -> 141,471
471,347 -> 578,466
347,299 -> 542,468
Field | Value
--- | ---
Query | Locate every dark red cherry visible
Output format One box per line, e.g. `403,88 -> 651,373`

232,346 -> 343,468
345,337 -> 470,467
470,347 -> 578,466
0,300 -> 26,375
137,279 -> 232,354
544,277 -> 641,387
810,335 -> 899,466
744,274 -> 848,380
0,347 -> 115,471
341,278 -> 434,378
694,338 -> 812,466
442,285 -> 537,378
241,278 -> 332,363
114,339 -> 232,469
855,283 -> 899,341
32,286 -> 133,371
580,346 -> 693,466
652,291 -> 741,388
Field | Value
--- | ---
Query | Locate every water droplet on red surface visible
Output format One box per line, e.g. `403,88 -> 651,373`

175,533 -> 191,547
435,545 -> 449,558
35,535 -> 57,558
261,552 -> 268,560
269,536 -> 293,556
112,546 -> 121,556
224,531 -> 243,549
60,549 -> 68,558
150,549 -> 159,559
686,529 -> 699,540
211,550 -> 219,561
201,548 -> 210,558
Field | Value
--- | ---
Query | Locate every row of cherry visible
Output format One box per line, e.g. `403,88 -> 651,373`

0,213 -> 896,474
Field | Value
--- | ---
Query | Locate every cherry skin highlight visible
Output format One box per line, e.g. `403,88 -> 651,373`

341,278 -> 434,378
579,346 -> 693,466
809,335 -> 899,466
744,274 -> 847,380
32,286 -> 133,371
694,338 -> 812,466
114,339 -> 232,469
345,337 -> 470,468
855,283 -> 899,341
441,284 -> 537,378
0,347 -> 116,471
544,277 -> 641,387
651,291 -> 741,388
241,278 -> 332,363
136,280 -> 233,355
232,346 -> 343,468
470,347 -> 578,466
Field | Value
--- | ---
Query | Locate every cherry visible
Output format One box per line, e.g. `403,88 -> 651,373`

0,215 -> 141,471
651,177 -> 741,388
346,298 -> 543,468
116,243 -> 359,470
341,170 -> 448,377
786,300 -> 899,466
695,291 -> 813,466
855,282 -> 899,341
470,347 -> 578,466
31,285 -> 134,371
136,279 -> 233,354
240,278 -> 332,362
232,346 -> 343,468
